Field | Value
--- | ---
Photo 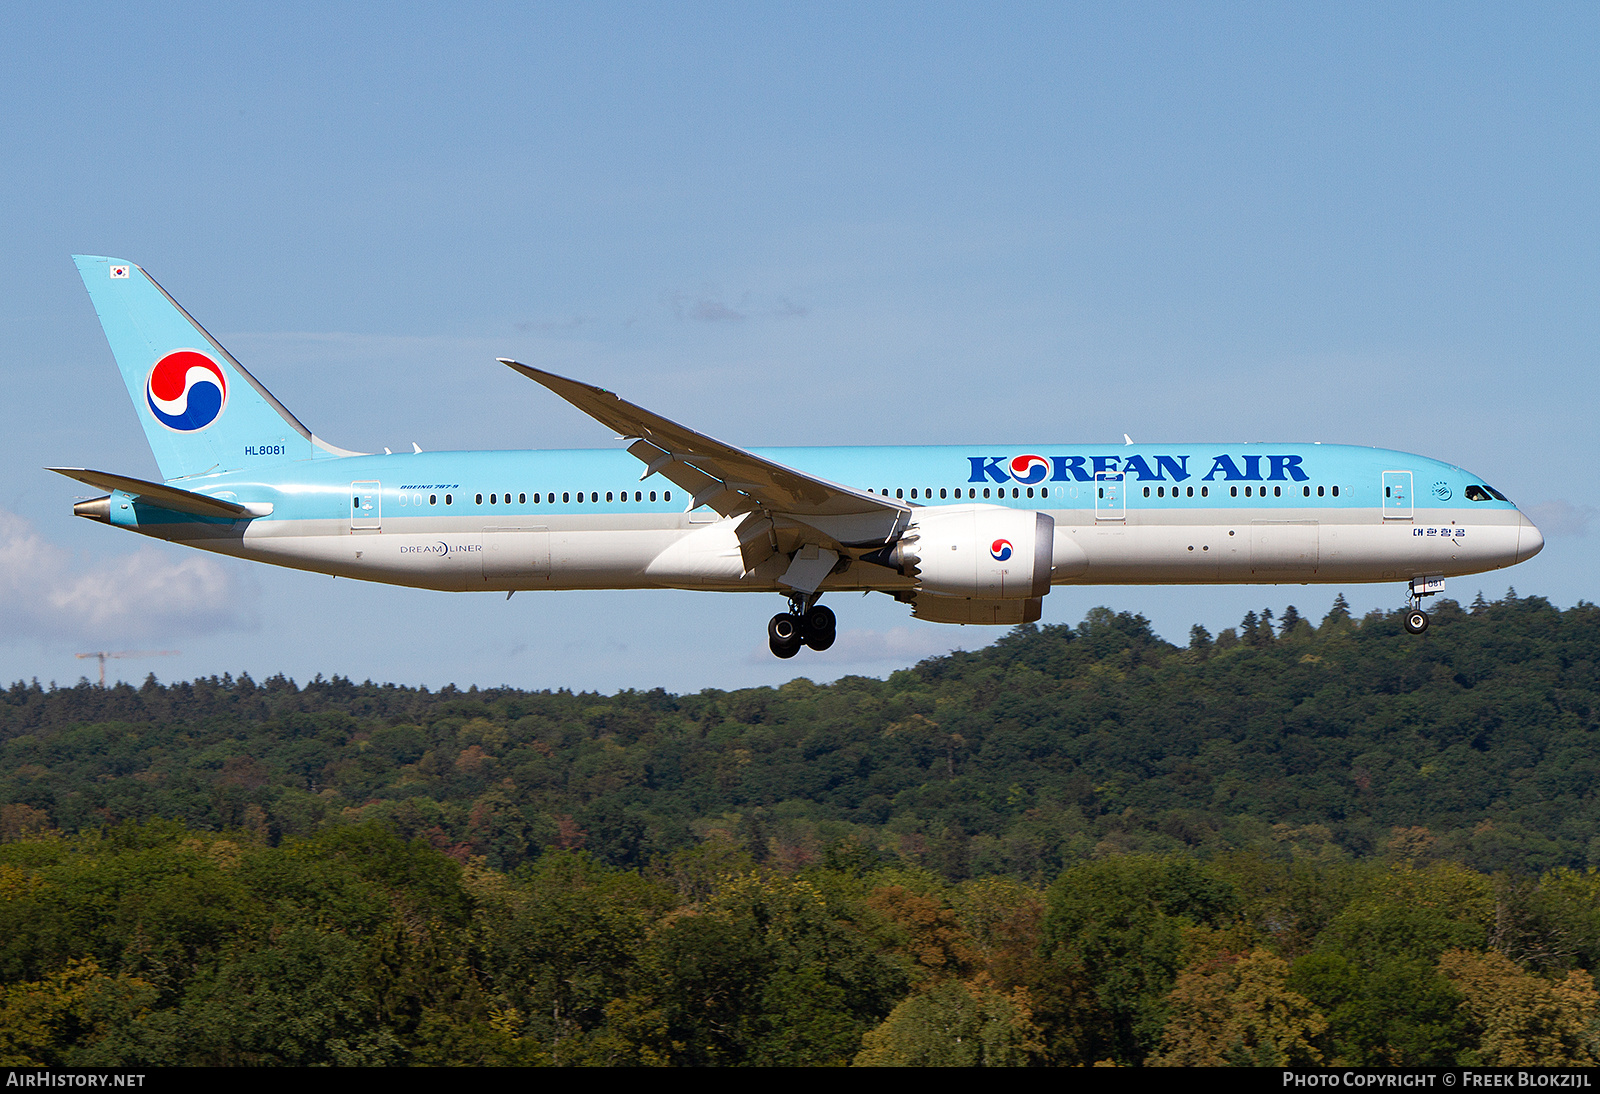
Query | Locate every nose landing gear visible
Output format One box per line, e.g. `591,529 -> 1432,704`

1404,574 -> 1443,635
768,595 -> 837,657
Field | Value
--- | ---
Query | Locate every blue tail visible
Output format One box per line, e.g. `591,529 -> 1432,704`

73,255 -> 352,481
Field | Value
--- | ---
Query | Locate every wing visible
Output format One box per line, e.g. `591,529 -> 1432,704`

500,361 -> 910,558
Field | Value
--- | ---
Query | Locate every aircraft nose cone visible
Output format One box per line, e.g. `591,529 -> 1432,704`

1517,511 -> 1545,563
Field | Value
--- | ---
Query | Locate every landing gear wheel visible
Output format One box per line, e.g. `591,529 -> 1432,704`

768,613 -> 802,658
802,605 -> 837,651
1403,576 -> 1441,636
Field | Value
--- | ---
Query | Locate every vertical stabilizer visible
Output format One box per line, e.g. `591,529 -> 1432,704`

73,255 -> 337,481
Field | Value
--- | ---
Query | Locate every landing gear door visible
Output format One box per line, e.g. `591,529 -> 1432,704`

1094,471 -> 1125,522
1382,471 -> 1413,520
351,481 -> 381,532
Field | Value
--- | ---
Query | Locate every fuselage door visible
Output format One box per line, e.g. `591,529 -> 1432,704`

1382,471 -> 1413,520
1094,471 -> 1125,522
351,481 -> 381,531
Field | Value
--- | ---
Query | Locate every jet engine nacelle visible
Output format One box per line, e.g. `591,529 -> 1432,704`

891,505 -> 1054,600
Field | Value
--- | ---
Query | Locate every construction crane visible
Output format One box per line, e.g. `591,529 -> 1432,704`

75,650 -> 178,687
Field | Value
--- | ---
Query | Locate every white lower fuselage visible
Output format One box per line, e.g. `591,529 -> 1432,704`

129,490 -> 1540,597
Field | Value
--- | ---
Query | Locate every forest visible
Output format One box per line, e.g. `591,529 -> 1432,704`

1,589 -> 1598,1066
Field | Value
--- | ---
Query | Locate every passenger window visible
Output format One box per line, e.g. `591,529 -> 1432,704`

563,492 -> 570,503
1317,486 -> 1324,497
1275,486 -> 1281,497
910,489 -> 917,499
665,491 -> 672,501
445,494 -> 452,505
983,488 -> 991,498
940,488 -> 947,499
429,494 -> 436,505
1143,487 -> 1150,497
476,494 -> 483,504
1200,487 -> 1207,497
607,492 -> 614,502
1332,486 -> 1339,497
1231,487 -> 1238,497
1187,487 -> 1194,497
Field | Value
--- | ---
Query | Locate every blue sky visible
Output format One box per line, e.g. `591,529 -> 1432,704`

2,3 -> 1595,692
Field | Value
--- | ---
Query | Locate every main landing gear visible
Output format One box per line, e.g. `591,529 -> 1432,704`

768,595 -> 837,658
1403,574 -> 1443,635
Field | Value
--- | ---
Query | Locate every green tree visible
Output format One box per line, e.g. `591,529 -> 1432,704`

1148,949 -> 1325,1066
1041,855 -> 1239,1063
855,978 -> 1044,1066
1438,949 -> 1600,1066
602,871 -> 907,1066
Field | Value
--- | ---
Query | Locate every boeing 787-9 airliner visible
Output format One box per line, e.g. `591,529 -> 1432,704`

57,256 -> 1543,657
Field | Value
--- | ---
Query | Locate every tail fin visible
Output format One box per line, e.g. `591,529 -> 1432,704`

73,256 -> 354,481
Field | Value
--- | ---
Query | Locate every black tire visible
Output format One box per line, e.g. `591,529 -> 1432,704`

769,613 -> 799,644
802,606 -> 836,651
770,637 -> 800,658
1404,609 -> 1430,635
768,613 -> 802,657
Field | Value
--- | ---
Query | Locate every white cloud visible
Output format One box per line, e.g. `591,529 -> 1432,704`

815,626 -> 966,664
222,330 -> 502,367
663,289 -> 747,324
0,509 -> 255,643
1525,499 -> 1598,538
746,625 -> 965,667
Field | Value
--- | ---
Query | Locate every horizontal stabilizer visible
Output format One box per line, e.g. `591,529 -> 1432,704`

47,468 -> 269,519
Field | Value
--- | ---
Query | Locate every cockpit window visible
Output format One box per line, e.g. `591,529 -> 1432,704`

1465,484 -> 1509,502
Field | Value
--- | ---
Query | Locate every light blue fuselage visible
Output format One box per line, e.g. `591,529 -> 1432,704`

106,442 -> 1541,593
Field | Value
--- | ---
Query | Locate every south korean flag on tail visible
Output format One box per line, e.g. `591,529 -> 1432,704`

110,265 -> 129,279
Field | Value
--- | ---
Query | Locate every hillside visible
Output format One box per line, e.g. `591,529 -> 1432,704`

4,590 -> 1596,878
